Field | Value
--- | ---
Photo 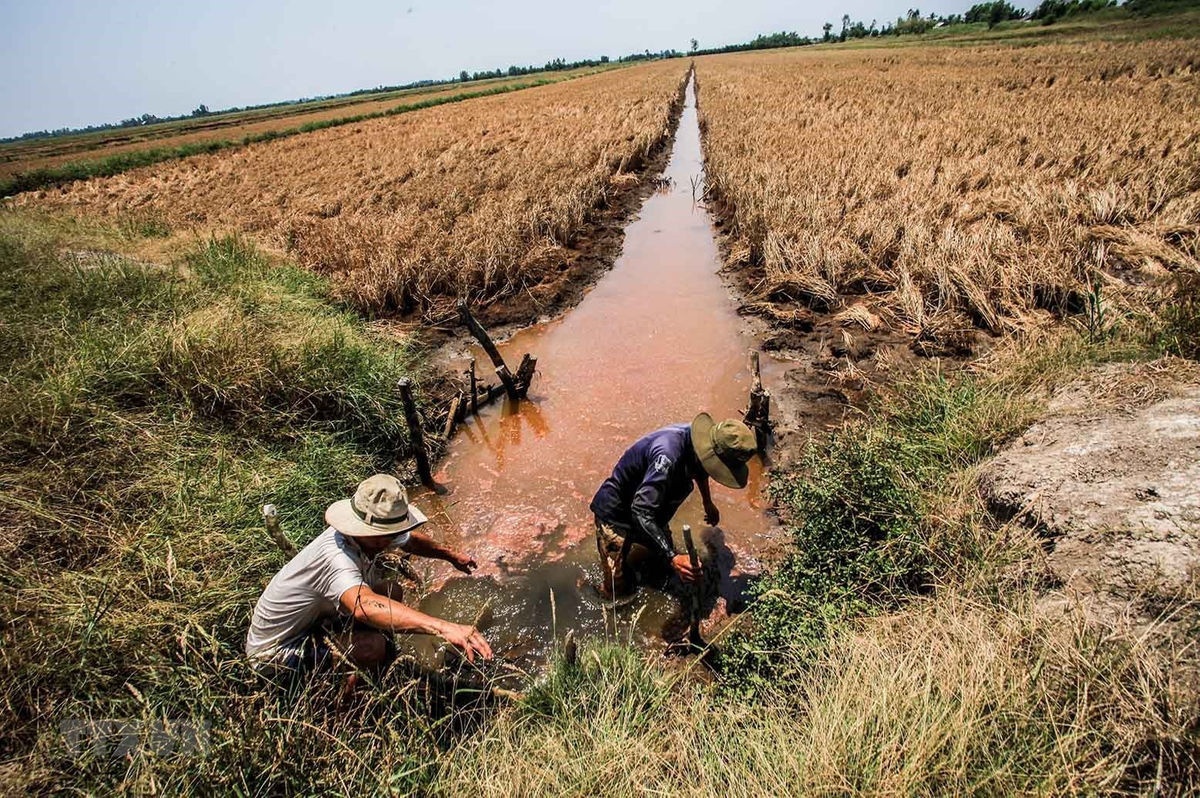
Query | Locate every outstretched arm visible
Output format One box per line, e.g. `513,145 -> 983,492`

339,584 -> 492,661
400,530 -> 478,574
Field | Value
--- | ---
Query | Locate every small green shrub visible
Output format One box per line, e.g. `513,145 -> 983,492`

723,366 -> 1034,688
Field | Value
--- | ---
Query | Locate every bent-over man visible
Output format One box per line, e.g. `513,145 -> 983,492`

246,474 -> 492,679
590,412 -> 758,599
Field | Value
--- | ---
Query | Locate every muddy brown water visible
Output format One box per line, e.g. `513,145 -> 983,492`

407,75 -> 787,672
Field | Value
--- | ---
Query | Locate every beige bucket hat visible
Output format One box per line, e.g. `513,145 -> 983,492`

690,413 -> 758,489
325,474 -> 427,537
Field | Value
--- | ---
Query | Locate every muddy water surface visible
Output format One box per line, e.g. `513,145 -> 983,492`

409,75 -> 785,669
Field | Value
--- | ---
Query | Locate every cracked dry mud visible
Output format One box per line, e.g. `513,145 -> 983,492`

981,359 -> 1200,620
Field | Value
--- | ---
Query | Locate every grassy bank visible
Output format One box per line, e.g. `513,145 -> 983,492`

2,207 -> 1198,794
0,210 -> 459,792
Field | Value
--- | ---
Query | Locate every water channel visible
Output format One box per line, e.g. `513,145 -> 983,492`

409,74 -> 785,668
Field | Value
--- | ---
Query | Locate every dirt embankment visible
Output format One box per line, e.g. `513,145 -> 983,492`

981,358 -> 1200,631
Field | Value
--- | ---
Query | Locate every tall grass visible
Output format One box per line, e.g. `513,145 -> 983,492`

0,211 -> 459,793
437,595 -> 1198,796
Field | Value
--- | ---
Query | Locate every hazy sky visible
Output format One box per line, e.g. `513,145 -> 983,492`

0,0 -> 962,138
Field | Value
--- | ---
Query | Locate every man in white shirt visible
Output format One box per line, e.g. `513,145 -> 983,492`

246,474 -> 492,678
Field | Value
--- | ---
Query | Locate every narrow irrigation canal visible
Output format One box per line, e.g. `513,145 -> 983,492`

411,74 -> 784,668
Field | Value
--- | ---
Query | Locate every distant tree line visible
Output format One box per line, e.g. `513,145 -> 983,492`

453,49 -> 685,83
806,0 -> 1128,43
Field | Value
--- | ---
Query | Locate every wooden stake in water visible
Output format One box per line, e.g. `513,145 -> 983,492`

468,358 -> 478,415
396,378 -> 434,488
458,300 -> 520,401
682,524 -> 706,651
744,350 -> 771,449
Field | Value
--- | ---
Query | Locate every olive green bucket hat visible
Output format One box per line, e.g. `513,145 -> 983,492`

690,413 -> 758,489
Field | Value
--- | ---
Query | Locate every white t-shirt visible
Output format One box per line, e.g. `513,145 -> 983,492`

245,526 -> 409,659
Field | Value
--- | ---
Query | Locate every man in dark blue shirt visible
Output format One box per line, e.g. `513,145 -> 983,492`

590,412 -> 758,599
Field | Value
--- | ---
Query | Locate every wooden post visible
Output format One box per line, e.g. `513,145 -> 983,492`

397,378 -> 434,488
563,629 -> 578,667
515,354 -> 537,398
468,358 -> 478,415
682,525 -> 705,651
261,504 -> 297,557
443,392 -> 462,440
744,350 -> 771,448
458,300 -> 519,401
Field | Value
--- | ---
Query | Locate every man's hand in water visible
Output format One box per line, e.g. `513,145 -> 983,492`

703,500 -> 720,526
672,553 -> 701,583
436,621 -> 493,662
451,552 -> 478,574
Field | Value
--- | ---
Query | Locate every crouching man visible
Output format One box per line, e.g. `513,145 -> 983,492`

590,412 -> 758,599
246,474 -> 492,680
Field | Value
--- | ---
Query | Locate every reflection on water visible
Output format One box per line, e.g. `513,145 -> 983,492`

408,74 -> 786,670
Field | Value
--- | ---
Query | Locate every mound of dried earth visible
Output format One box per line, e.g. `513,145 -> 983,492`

981,358 -> 1200,622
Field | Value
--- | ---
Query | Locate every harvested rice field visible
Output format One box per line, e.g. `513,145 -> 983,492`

696,40 -> 1200,354
25,61 -> 688,319
0,67 -> 615,182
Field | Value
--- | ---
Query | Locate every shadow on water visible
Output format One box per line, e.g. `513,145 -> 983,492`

406,72 -> 785,674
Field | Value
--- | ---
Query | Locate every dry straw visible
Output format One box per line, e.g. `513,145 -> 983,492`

696,41 -> 1200,350
28,62 -> 689,318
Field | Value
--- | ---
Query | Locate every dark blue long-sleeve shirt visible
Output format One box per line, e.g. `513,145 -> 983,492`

590,424 -> 695,561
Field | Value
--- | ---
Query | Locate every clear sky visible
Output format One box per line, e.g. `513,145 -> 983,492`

0,0 -> 963,139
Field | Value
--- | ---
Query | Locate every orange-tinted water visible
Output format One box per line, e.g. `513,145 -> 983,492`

410,75 -> 785,665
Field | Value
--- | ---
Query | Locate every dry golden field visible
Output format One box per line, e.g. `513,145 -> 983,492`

0,68 -> 613,182
696,41 -> 1200,352
28,61 -> 687,317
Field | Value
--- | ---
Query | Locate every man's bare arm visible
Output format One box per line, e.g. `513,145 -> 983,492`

401,530 -> 478,573
339,584 -> 492,661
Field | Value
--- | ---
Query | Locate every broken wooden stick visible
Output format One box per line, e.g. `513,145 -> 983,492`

261,504 -> 297,557
458,300 -> 520,401
515,354 -> 537,398
443,392 -> 462,440
743,350 -> 771,448
682,525 -> 706,651
396,378 -> 434,488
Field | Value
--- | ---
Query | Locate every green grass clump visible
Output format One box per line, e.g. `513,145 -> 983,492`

722,367 -> 1038,686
